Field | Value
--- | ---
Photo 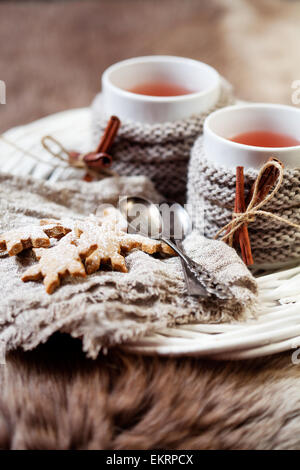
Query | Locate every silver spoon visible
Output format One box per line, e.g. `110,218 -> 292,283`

118,196 -> 231,299
158,201 -> 207,296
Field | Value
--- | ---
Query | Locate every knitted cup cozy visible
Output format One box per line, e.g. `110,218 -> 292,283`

187,136 -> 300,265
91,80 -> 234,204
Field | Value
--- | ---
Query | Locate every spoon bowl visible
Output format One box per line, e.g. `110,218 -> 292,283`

159,201 -> 192,240
119,196 -> 213,297
118,196 -> 163,239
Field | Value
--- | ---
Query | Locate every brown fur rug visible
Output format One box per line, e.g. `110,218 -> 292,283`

1,334 -> 300,450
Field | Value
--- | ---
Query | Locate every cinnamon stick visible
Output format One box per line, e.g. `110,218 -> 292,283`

83,115 -> 121,169
67,115 -> 121,170
235,166 -> 253,266
229,157 -> 283,253
245,156 -> 284,206
95,115 -> 120,154
223,158 -> 284,265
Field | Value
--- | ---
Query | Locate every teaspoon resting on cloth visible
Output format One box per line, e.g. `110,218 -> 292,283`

119,196 -> 232,300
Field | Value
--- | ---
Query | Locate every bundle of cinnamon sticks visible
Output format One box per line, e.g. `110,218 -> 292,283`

233,157 -> 283,265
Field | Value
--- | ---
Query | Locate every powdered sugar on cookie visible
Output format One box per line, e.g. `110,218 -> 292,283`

0,208 -> 176,293
0,221 -> 71,256
22,233 -> 86,294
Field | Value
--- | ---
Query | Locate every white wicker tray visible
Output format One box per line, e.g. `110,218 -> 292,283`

1,108 -> 300,360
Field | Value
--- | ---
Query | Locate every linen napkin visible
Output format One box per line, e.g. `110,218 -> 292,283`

0,172 -> 257,358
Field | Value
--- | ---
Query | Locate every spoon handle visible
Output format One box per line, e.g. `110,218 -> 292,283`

161,238 -> 232,300
175,240 -> 208,297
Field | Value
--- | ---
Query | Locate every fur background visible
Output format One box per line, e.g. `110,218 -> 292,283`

1,335 -> 300,450
1,0 -> 300,450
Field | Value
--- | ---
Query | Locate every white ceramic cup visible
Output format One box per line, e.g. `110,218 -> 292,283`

102,56 -> 221,124
203,103 -> 300,169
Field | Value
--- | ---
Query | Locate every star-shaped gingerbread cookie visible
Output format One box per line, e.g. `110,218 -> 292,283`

75,209 -> 174,274
22,233 -> 86,294
0,220 -> 71,256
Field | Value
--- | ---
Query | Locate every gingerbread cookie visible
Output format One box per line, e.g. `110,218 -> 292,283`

0,221 -> 71,256
75,209 -> 174,274
3,209 -> 175,293
22,233 -> 86,294
39,219 -> 72,239
100,207 -> 174,255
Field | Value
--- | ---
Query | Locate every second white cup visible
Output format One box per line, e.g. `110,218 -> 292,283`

203,103 -> 300,169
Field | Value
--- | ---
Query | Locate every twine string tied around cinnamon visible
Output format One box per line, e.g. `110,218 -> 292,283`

215,160 -> 300,245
